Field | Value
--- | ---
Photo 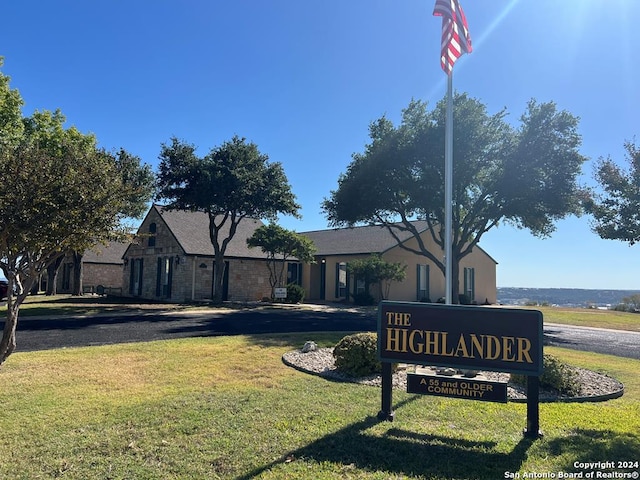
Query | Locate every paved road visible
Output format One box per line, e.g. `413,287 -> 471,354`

544,322 -> 640,360
10,308 -> 377,353
5,308 -> 640,360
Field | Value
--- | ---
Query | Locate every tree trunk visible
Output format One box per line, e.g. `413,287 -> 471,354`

0,301 -> 18,366
212,255 -> 226,304
71,250 -> 83,296
46,255 -> 64,296
0,274 -> 32,366
451,258 -> 461,304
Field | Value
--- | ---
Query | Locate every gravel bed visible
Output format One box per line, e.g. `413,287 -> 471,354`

282,347 -> 624,402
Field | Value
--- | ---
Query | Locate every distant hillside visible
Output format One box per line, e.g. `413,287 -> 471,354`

497,287 -> 640,308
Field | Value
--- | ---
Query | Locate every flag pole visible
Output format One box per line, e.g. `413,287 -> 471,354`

444,71 -> 453,305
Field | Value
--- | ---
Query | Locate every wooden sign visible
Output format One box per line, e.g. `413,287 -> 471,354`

378,302 -> 543,375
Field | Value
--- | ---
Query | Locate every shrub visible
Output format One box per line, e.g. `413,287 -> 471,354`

458,294 -> 472,305
285,283 -> 305,304
352,291 -> 375,306
333,332 -> 382,377
510,354 -> 581,396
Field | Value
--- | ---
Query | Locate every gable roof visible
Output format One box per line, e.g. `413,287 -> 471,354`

84,240 -> 129,265
151,205 -> 266,258
301,222 -> 498,264
126,206 -> 497,264
301,221 -> 430,256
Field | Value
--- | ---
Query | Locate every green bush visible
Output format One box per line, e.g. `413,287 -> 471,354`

352,291 -> 375,306
333,332 -> 382,377
458,294 -> 472,305
510,354 -> 581,396
285,283 -> 305,304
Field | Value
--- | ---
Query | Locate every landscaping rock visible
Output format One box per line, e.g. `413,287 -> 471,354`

301,341 -> 318,353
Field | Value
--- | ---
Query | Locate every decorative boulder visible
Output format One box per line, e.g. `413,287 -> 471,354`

301,341 -> 318,353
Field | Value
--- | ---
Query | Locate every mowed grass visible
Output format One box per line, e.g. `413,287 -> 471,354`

509,305 -> 640,332
0,333 -> 638,480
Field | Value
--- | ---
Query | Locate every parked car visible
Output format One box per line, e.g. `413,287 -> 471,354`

0,280 -> 8,300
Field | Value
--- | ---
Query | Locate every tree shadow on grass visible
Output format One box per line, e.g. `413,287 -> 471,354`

540,429 -> 640,471
237,397 -> 535,480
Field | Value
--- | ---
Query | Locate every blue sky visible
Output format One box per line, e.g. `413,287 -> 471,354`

1,1 -> 639,289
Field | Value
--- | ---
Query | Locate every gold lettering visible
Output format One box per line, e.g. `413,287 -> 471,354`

385,312 -> 394,325
517,337 -> 533,363
469,334 -> 483,359
385,311 -> 412,326
441,332 -> 454,356
485,335 -> 501,360
502,336 -> 516,362
385,328 -> 407,353
408,329 -> 424,354
424,330 -> 439,355
454,334 -> 471,358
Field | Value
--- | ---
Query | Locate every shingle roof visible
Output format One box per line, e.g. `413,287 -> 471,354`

301,221 -> 430,256
154,205 -> 266,258
84,240 -> 129,264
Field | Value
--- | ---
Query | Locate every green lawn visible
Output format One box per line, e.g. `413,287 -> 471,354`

529,306 -> 640,332
0,333 -> 638,479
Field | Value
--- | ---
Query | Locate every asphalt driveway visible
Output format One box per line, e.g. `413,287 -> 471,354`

9,306 -> 377,353
3,305 -> 640,359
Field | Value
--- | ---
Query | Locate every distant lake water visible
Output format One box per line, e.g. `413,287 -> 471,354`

497,287 -> 640,308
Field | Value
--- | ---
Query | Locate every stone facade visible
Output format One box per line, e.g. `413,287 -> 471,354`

83,263 -> 124,294
56,241 -> 128,294
122,206 -> 274,302
120,205 -> 497,305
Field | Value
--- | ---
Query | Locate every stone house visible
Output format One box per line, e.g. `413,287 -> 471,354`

122,205 -> 497,304
56,241 -> 129,294
122,205 -> 275,302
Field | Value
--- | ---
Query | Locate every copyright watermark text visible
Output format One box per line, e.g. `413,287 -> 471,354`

504,461 -> 639,479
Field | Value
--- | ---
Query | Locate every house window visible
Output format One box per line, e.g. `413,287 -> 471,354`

463,267 -> 475,303
335,262 -> 347,298
287,263 -> 302,286
355,278 -> 366,295
417,264 -> 429,301
129,258 -> 143,296
156,256 -> 173,298
148,223 -> 157,247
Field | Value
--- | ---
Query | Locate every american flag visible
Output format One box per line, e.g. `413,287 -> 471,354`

433,0 -> 472,75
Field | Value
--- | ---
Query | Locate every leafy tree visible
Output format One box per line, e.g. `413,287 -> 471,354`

587,140 -> 640,245
0,61 -> 154,365
347,255 -> 406,301
0,57 -> 24,146
24,114 -> 154,296
323,94 -> 587,300
156,136 -> 300,303
613,293 -> 640,313
66,148 -> 154,296
0,142 -> 135,364
247,223 -> 316,300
